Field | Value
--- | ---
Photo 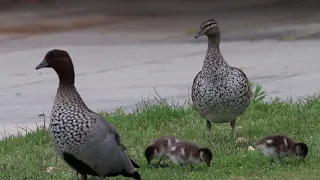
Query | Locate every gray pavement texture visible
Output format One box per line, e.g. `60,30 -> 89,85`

1,0 -> 320,139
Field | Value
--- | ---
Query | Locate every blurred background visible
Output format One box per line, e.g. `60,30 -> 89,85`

0,0 -> 320,42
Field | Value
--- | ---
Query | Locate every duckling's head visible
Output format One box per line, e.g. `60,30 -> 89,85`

294,143 -> 308,160
199,148 -> 213,167
145,145 -> 157,164
195,19 -> 220,39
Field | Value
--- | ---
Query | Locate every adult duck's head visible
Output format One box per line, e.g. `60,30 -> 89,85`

195,19 -> 220,39
36,49 -> 75,85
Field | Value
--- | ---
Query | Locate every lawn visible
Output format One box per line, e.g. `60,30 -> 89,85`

0,84 -> 319,180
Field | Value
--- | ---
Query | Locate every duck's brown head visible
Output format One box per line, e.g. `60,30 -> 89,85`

36,49 -> 75,85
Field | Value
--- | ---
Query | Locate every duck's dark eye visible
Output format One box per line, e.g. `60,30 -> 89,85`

203,22 -> 215,30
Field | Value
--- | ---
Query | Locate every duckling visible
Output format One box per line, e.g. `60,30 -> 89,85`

145,135 -> 179,167
167,141 -> 212,168
254,134 -> 308,163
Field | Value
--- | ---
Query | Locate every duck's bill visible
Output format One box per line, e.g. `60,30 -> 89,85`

36,59 -> 49,70
194,29 -> 204,39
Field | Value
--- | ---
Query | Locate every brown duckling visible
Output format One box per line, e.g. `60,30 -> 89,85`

167,140 -> 212,168
144,135 -> 179,167
254,134 -> 308,163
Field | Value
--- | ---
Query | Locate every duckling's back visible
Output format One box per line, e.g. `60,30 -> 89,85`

151,135 -> 179,149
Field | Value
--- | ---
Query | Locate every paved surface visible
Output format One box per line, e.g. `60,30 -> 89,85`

1,0 -> 320,139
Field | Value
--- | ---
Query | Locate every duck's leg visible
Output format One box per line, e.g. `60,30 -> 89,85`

277,153 -> 284,164
181,164 -> 189,175
180,163 -> 185,168
206,120 -> 215,146
270,158 -> 275,164
156,158 -> 162,166
156,156 -> 170,168
206,120 -> 212,134
230,119 -> 236,139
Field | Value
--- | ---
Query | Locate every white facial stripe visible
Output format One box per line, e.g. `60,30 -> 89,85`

170,146 -> 176,151
284,138 -> 288,147
205,21 -> 216,26
200,151 -> 204,160
180,148 -> 185,157
296,146 -> 302,155
167,139 -> 171,147
202,23 -> 217,34
203,21 -> 217,28
265,139 -> 273,144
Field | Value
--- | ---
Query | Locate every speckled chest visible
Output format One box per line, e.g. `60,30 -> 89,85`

49,99 -> 94,152
192,67 -> 250,120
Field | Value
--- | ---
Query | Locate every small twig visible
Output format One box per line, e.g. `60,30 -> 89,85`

187,86 -> 191,104
153,87 -> 166,103
16,125 -> 22,137
2,124 -> 7,139
17,125 -> 28,134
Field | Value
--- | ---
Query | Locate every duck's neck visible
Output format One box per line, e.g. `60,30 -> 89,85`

55,83 -> 88,109
202,34 -> 228,70
55,68 -> 75,85
57,83 -> 77,92
53,66 -> 79,102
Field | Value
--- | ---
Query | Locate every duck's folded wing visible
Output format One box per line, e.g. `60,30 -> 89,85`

100,116 -> 140,169
107,124 -> 140,168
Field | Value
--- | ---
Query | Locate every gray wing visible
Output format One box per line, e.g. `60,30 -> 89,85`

96,115 -> 140,168
191,71 -> 207,94
191,71 -> 205,108
230,67 -> 249,81
79,113 -> 139,177
103,119 -> 140,168
230,67 -> 251,97
89,111 -> 124,147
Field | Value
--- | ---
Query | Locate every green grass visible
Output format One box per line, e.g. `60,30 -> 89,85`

1,85 -> 320,180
